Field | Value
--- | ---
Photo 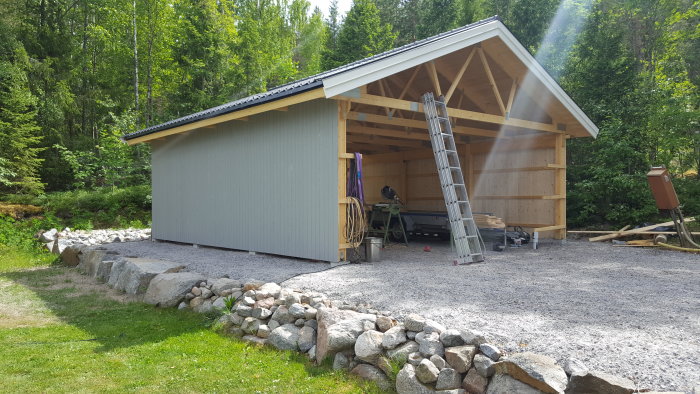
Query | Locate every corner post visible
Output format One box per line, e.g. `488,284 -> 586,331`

554,134 -> 566,239
338,101 -> 350,261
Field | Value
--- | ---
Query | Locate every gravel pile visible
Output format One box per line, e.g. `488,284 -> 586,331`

283,240 -> 700,393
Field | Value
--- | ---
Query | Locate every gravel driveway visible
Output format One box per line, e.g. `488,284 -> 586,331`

105,238 -> 699,392
284,240 -> 699,393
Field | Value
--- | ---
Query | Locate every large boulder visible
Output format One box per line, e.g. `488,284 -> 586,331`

144,272 -> 207,307
383,326 -> 407,349
565,370 -> 635,394
298,326 -> 316,353
210,278 -> 241,296
355,330 -> 384,364
315,308 -> 377,363
256,282 -> 282,299
40,228 -> 58,243
487,373 -> 544,394
60,245 -> 83,267
405,314 -> 427,332
463,368 -> 488,394
445,345 -> 478,373
440,329 -> 466,347
350,364 -> 392,391
387,340 -> 420,362
435,368 -> 462,390
494,352 -> 568,394
268,324 -> 300,351
108,258 -> 185,294
419,332 -> 445,357
396,364 -> 435,394
473,354 -> 496,377
95,259 -> 115,282
78,248 -> 108,277
416,359 -> 441,384
241,317 -> 263,335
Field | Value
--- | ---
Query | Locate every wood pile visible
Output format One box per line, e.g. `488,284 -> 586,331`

474,214 -> 505,229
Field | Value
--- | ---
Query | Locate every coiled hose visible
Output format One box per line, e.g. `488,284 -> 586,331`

345,197 -> 367,262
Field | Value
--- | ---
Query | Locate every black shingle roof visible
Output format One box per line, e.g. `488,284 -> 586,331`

124,16 -> 500,140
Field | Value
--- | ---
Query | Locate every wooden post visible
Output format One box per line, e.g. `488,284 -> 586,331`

401,160 -> 408,206
554,134 -> 566,239
338,101 -> 349,261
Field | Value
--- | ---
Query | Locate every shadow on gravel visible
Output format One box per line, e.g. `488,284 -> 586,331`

1,267 -> 209,352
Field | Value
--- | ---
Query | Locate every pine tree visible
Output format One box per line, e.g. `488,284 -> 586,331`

0,29 -> 44,195
323,0 -> 397,69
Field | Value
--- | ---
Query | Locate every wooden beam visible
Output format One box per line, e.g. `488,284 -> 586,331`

474,164 -> 564,174
127,88 -> 325,145
398,66 -> 422,101
377,79 -> 391,116
348,134 -> 428,148
336,93 -> 560,134
348,124 -> 430,141
477,47 -> 506,115
532,224 -> 566,232
554,134 -> 566,239
348,112 -> 500,138
506,79 -> 517,119
588,218 -> 695,242
338,101 -> 349,261
473,195 -> 565,200
445,48 -> 476,105
274,107 -> 289,111
426,61 -> 442,96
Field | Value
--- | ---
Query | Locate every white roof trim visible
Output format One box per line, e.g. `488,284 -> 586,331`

322,20 -> 598,138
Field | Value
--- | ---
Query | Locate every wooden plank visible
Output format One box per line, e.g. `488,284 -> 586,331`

427,61 -> 442,96
589,218 -> 695,242
445,48 -> 476,104
348,134 -> 428,148
474,166 -> 561,174
532,224 -> 566,232
554,134 -> 566,239
506,78 -> 517,118
127,88 -> 326,145
348,112 -> 500,138
473,195 -> 565,200
337,93 -> 561,134
568,230 -> 700,235
477,47 -> 506,115
348,125 -> 430,141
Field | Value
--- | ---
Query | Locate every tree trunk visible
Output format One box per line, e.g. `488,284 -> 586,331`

133,0 -> 139,116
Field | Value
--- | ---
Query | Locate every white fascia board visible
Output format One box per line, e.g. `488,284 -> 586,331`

322,20 -> 501,98
493,25 -> 599,138
323,20 -> 598,138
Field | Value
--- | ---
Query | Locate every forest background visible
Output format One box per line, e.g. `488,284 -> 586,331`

0,0 -> 697,229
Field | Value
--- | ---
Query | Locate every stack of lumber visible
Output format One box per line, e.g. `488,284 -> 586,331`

474,214 -> 506,229
588,217 -> 695,242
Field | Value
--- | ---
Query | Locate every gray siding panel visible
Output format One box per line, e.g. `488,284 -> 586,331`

151,99 -> 339,262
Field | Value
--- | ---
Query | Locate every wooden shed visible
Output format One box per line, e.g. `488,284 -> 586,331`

124,17 -> 598,263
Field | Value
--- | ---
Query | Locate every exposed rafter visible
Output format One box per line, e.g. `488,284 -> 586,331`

445,48 -> 476,105
477,47 -> 506,115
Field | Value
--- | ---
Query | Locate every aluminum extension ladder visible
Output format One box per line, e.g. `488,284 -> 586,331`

422,92 -> 485,264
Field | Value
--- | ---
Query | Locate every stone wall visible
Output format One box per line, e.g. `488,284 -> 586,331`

61,244 -> 673,394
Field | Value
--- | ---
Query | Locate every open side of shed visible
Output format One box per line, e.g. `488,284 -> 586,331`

125,17 -> 597,263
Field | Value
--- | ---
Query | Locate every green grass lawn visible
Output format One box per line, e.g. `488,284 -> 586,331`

0,247 -> 381,393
